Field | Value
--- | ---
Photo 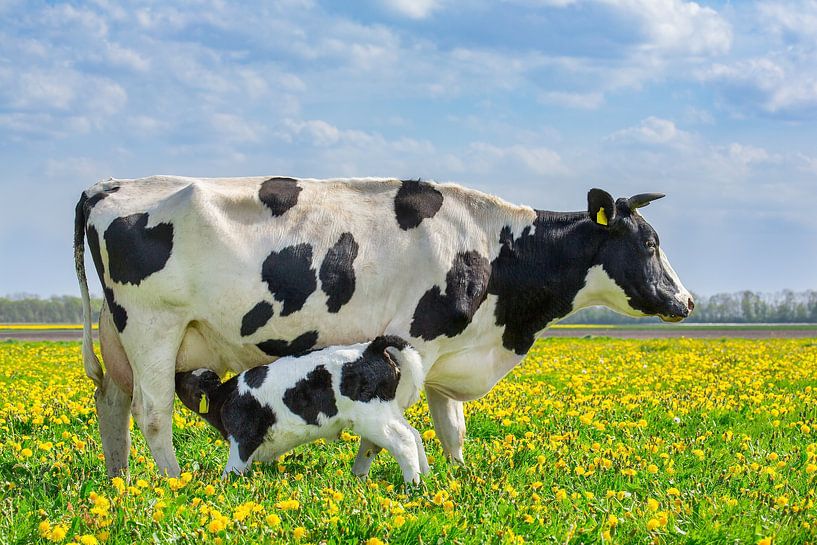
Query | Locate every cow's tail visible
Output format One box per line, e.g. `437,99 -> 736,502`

74,193 -> 104,389
373,336 -> 425,409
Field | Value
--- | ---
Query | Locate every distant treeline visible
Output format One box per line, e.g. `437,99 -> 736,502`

0,295 -> 104,323
1,290 -> 816,324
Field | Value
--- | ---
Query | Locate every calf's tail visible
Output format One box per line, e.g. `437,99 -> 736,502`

74,193 -> 103,389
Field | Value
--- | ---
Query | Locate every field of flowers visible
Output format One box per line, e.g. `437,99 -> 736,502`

1,337 -> 816,544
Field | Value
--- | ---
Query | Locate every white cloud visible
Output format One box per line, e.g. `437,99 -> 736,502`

758,1 -> 817,40
106,43 -> 150,72
210,113 -> 264,143
602,0 -> 732,56
380,0 -> 440,19
468,142 -> 567,176
607,116 -> 693,146
700,54 -> 817,115
540,91 -> 605,109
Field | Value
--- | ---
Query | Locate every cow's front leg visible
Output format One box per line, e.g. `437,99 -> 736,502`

426,387 -> 465,464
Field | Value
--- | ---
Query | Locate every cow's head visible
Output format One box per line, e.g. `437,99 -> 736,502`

585,188 -> 694,322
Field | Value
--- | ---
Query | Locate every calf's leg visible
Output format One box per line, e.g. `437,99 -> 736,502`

404,421 -> 430,475
359,419 -> 421,484
426,387 -> 466,464
351,438 -> 383,478
223,438 -> 257,478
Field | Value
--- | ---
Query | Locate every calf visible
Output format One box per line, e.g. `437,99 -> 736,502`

175,336 -> 430,483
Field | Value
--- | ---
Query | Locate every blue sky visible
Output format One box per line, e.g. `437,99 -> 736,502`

1,0 -> 815,297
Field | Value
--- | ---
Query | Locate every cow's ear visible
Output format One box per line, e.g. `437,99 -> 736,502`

588,188 -> 615,227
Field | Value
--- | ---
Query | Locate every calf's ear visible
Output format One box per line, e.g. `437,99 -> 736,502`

588,188 -> 616,227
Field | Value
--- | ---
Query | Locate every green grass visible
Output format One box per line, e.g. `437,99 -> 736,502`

1,338 -> 817,544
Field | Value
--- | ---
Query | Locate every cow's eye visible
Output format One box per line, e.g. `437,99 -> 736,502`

646,240 -> 657,251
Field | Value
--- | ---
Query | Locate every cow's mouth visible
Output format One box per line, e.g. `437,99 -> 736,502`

659,314 -> 684,323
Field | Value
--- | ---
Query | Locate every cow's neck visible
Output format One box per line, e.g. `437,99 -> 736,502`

487,209 -> 604,355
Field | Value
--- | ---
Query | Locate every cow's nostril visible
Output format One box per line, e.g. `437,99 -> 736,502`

687,298 -> 695,312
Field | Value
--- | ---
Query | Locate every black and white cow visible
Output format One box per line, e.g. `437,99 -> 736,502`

174,335 -> 428,482
74,176 -> 693,477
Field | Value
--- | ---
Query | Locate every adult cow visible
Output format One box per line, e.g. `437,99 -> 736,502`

74,176 -> 693,477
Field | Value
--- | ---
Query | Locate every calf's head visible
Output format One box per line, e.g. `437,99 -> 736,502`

586,188 -> 694,322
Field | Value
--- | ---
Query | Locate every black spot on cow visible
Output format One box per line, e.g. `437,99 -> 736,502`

256,330 -> 319,358
261,243 -> 317,316
243,365 -> 268,389
85,186 -> 120,210
103,287 -> 129,333
240,301 -> 274,337
85,217 -> 127,332
319,232 -> 359,313
394,180 -> 444,230
410,251 -> 490,341
487,211 -> 599,355
86,225 -> 106,283
340,336 -> 407,402
105,213 -> 174,286
259,177 -> 302,217
283,365 -> 338,425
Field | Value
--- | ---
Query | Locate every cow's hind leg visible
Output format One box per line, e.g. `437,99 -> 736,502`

426,387 -> 466,464
96,307 -> 134,476
94,373 -> 132,476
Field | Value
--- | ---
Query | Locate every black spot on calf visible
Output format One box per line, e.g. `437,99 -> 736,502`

394,180 -> 444,230
222,389 -> 277,463
259,177 -> 302,217
241,301 -> 274,337
319,232 -> 358,312
283,365 -> 338,425
340,337 -> 405,402
261,243 -> 317,316
256,330 -> 319,357
410,251 -> 490,340
243,365 -> 268,389
104,213 -> 174,286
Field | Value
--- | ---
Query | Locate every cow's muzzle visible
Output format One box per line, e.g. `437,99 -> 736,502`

658,296 -> 694,323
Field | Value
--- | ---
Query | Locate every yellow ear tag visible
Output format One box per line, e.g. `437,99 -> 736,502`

199,394 -> 209,414
596,208 -> 608,226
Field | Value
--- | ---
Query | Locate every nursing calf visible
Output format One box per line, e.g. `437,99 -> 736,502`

174,336 -> 429,483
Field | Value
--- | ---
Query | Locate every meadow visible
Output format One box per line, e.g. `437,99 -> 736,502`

1,337 -> 816,544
